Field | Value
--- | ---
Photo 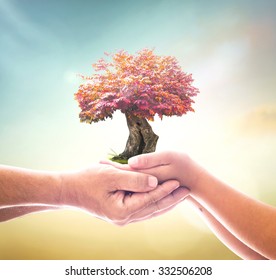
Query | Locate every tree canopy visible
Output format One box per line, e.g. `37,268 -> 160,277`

75,49 -> 199,123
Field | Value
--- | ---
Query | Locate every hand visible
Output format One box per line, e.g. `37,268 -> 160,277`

60,163 -> 189,225
101,151 -> 202,192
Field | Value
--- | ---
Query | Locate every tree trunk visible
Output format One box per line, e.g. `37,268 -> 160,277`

112,112 -> 159,162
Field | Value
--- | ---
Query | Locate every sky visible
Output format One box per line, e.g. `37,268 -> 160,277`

0,0 -> 276,260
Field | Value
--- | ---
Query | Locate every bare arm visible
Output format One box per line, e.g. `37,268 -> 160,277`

0,164 -> 189,224
188,162 -> 276,259
185,196 -> 267,260
0,165 -> 62,208
125,151 -> 276,259
0,165 -> 63,221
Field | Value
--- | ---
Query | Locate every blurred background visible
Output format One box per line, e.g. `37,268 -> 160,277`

0,0 -> 275,259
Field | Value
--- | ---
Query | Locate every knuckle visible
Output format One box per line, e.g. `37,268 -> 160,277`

151,200 -> 161,212
158,185 -> 171,197
147,192 -> 158,206
130,173 -> 144,189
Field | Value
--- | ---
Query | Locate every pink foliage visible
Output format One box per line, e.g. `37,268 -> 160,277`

75,49 -> 199,123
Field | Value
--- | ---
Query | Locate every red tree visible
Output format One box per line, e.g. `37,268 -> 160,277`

75,49 -> 199,161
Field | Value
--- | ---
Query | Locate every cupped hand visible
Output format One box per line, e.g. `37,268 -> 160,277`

60,163 -> 189,225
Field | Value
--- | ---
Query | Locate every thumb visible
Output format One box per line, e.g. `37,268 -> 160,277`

116,169 -> 158,192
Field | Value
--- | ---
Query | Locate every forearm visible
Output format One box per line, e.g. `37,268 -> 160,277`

187,161 -> 276,259
186,196 -> 267,260
127,151 -> 276,258
0,165 -> 62,208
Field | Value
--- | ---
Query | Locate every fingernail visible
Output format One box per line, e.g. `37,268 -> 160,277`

128,156 -> 138,166
148,176 -> 158,188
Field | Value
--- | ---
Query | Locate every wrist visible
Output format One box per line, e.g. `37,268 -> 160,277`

180,155 -> 206,194
186,159 -> 219,199
58,166 -> 99,212
58,170 -> 80,207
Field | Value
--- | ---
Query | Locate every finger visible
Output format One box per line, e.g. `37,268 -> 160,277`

124,179 -> 181,213
99,159 -> 114,165
101,160 -> 173,186
129,204 -> 177,224
128,151 -> 171,169
115,169 -> 158,192
115,203 -> 178,226
100,159 -> 133,171
128,187 -> 190,222
101,160 -> 172,184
